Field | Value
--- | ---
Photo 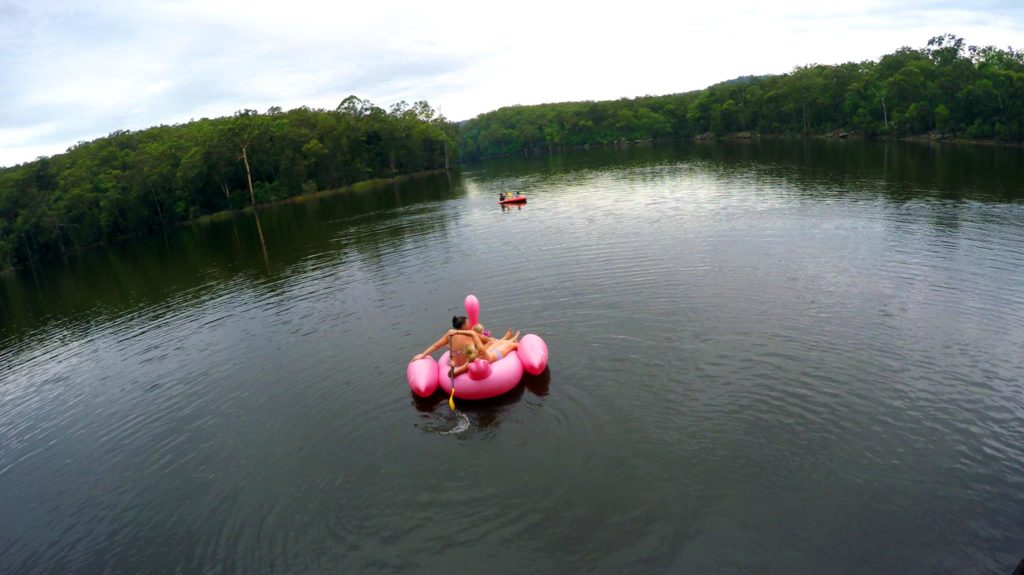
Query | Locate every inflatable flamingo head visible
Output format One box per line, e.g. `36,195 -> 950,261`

468,358 -> 492,380
464,294 -> 480,328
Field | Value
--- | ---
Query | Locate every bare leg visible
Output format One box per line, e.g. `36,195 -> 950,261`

480,340 -> 516,362
484,330 -> 516,351
479,329 -> 512,347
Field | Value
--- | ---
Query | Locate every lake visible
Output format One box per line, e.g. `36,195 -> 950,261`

1,140 -> 1023,574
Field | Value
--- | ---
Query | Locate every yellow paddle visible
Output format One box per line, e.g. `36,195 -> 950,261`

447,333 -> 456,410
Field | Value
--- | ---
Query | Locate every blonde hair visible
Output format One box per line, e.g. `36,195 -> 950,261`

464,344 -> 478,362
472,324 -> 485,334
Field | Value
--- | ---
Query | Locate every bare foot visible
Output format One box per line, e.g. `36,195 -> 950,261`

511,330 -> 521,342
501,329 -> 513,340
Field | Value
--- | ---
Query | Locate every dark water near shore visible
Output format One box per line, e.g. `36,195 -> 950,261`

2,141 -> 1023,574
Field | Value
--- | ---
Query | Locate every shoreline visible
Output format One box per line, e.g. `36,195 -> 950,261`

189,169 -> 449,225
471,132 -> 1023,161
714,131 -> 1024,148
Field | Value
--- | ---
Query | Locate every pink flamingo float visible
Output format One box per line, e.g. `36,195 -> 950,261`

406,294 -> 549,399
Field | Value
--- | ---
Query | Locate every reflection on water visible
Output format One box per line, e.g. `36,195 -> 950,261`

0,171 -> 459,341
253,208 -> 270,271
1,141 -> 1023,574
413,368 -> 551,435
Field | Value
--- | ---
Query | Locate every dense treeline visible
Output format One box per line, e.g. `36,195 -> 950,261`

0,97 -> 456,271
460,35 -> 1024,159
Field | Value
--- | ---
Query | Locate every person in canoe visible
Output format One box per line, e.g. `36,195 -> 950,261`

412,315 -> 520,376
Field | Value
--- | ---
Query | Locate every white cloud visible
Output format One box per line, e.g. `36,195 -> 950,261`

0,0 -> 1022,166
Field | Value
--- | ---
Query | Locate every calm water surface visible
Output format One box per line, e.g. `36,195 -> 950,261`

1,141 -> 1023,574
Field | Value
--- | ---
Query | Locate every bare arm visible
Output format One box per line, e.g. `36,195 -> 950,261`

411,333 -> 451,362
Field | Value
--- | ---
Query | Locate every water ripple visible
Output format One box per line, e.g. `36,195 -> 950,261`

3,146 -> 1024,573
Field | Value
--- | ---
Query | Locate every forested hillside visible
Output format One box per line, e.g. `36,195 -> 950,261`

460,35 -> 1024,159
0,97 -> 456,271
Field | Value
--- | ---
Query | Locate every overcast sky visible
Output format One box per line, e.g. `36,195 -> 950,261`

1,0 -> 1022,167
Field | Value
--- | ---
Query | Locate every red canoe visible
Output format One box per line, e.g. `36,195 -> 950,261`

499,196 -> 527,205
